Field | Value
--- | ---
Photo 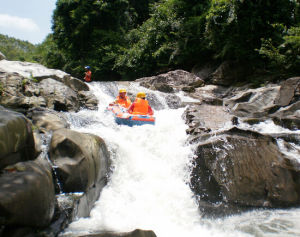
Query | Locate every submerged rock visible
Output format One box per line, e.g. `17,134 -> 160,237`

64,229 -> 157,237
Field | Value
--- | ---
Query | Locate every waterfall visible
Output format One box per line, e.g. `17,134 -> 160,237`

60,82 -> 300,237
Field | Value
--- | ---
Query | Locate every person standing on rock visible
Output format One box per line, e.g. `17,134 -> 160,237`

127,92 -> 154,115
84,66 -> 92,82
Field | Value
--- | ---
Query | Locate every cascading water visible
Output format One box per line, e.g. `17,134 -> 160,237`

60,82 -> 300,237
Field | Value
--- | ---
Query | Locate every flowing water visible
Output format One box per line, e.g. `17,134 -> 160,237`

61,82 -> 300,237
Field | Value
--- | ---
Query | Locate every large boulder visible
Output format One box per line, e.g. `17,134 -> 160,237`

274,77 -> 300,106
39,78 -> 79,112
49,128 -> 110,193
0,62 -> 97,112
191,85 -> 229,105
0,107 -> 36,169
191,127 -> 300,208
136,70 -> 204,92
0,60 -> 68,81
26,107 -> 70,133
72,229 -> 157,237
62,75 -> 89,92
78,90 -> 98,110
224,85 -> 281,117
0,157 -> 56,227
184,104 -> 233,138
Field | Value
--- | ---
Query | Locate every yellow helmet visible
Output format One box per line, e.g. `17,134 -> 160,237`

137,92 -> 146,98
119,89 -> 126,93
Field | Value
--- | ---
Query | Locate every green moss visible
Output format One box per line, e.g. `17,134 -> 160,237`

29,72 -> 38,83
0,82 -> 3,95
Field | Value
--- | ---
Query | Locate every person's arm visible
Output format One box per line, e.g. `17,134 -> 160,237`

127,103 -> 134,113
148,105 -> 154,115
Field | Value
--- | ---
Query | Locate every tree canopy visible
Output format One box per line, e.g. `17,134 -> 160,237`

2,0 -> 300,83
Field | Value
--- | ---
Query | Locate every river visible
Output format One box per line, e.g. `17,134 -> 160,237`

60,82 -> 300,237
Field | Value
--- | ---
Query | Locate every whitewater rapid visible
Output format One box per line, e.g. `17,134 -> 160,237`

60,82 -> 300,237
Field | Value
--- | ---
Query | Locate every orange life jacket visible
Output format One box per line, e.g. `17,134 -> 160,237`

115,96 -> 131,108
84,70 -> 92,82
131,98 -> 149,115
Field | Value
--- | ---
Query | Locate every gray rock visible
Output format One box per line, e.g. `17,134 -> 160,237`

0,59 -> 68,81
0,107 -> 36,169
49,128 -> 110,193
79,229 -> 157,237
275,77 -> 300,106
26,107 -> 70,133
63,75 -> 89,92
39,78 -> 79,112
191,127 -> 299,207
78,90 -> 98,110
0,157 -> 55,227
136,70 -> 204,92
224,86 -> 281,117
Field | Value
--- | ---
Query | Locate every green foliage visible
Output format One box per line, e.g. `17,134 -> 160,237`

0,34 -> 37,62
52,0 -> 146,79
114,0 -> 211,79
3,0 -> 295,83
205,0 -> 296,61
114,1 -> 183,78
259,26 -> 300,74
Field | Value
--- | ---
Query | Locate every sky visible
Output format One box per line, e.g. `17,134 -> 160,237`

0,0 -> 57,44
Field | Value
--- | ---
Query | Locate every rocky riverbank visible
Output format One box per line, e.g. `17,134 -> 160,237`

0,56 -> 299,236
136,66 -> 300,216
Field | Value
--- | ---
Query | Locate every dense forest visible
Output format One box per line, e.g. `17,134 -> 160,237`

2,0 -> 300,83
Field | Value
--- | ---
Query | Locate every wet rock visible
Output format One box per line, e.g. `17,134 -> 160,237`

63,75 -> 89,92
68,229 -> 157,237
165,94 -> 183,109
182,86 -> 196,93
26,107 -> 70,133
271,101 -> 300,118
153,83 -> 174,93
0,60 -> 67,81
191,85 -> 228,105
191,127 -> 299,208
184,104 -> 233,138
136,70 -> 204,92
0,157 -> 55,227
39,78 -> 79,112
0,107 -> 36,169
224,85 -> 281,117
49,128 -> 111,193
78,90 -> 98,110
275,77 -> 300,106
0,63 -> 93,112
272,116 -> 300,131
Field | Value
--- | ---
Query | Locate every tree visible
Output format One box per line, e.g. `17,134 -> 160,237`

205,0 -> 296,61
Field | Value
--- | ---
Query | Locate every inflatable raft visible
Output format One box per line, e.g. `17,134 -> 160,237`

107,104 -> 155,126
